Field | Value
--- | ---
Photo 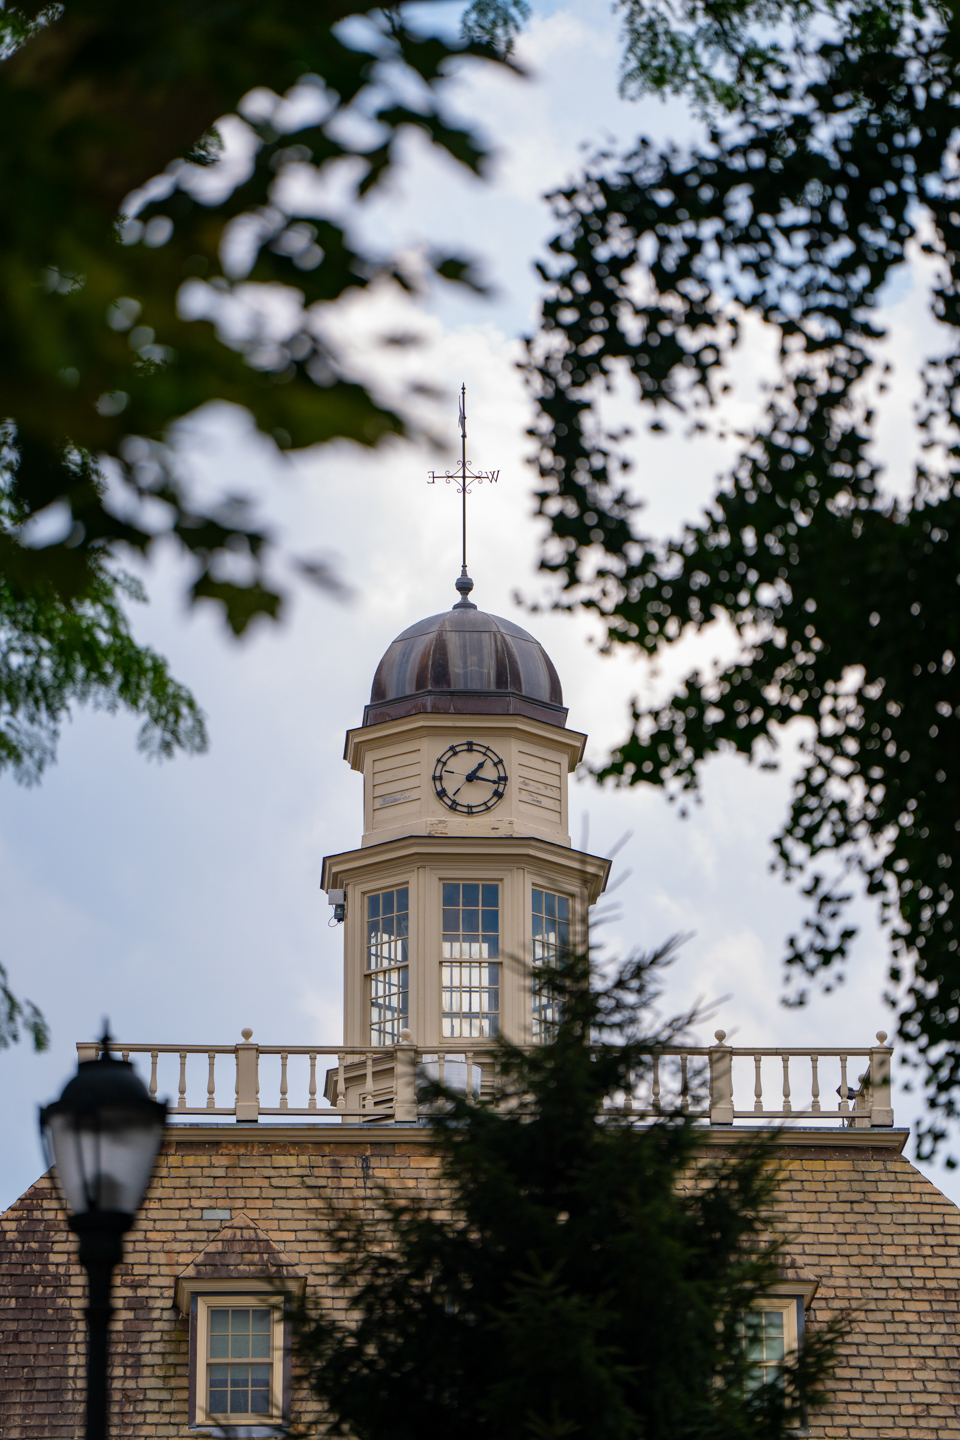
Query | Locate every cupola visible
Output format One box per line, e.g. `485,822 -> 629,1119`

364,575 -> 566,729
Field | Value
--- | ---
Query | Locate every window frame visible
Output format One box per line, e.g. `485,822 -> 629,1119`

364,882 -> 411,1047
737,1283 -> 817,1427
440,879 -> 501,1040
530,886 -> 573,1043
187,1289 -> 289,1432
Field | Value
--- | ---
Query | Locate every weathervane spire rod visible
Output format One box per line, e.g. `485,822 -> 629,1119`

459,384 -> 467,572
427,385 -> 500,611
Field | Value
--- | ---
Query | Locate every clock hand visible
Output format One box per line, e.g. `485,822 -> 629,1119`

448,760 -> 486,799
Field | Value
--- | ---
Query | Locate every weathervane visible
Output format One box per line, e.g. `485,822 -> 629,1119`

428,385 -> 499,610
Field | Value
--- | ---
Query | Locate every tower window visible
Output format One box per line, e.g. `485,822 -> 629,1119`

441,882 -> 499,1038
367,886 -> 409,1045
532,889 -> 570,1042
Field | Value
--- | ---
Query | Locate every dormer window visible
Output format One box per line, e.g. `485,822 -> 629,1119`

191,1294 -> 286,1428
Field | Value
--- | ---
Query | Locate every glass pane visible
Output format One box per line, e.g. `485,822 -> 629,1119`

557,895 -> 569,920
209,1333 -> 229,1359
462,883 -> 480,907
208,1366 -> 229,1413
442,882 -> 460,906
210,1310 -> 229,1333
532,888 -> 543,912
367,893 -> 380,918
481,884 -> 498,907
251,1365 -> 271,1414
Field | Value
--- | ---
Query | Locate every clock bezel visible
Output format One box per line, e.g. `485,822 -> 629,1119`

432,741 -> 508,814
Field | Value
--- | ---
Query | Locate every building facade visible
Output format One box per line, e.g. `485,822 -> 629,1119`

2,578 -> 959,1437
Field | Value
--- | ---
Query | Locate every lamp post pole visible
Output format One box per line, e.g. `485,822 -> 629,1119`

71,1213 -> 133,1440
40,1033 -> 167,1440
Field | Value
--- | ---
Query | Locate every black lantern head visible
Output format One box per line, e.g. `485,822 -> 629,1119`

40,1033 -> 168,1218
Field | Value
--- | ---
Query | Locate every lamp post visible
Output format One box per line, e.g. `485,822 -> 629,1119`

40,1034 -> 167,1440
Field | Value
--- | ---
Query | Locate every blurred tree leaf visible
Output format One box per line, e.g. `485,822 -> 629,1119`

1,0 -> 507,635
0,962 -> 49,1052
2,444 -> 207,783
529,0 -> 960,1149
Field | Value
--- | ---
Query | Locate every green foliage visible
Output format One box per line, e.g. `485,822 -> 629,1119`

461,0 -> 531,55
1,446 -> 207,782
528,0 -> 960,1146
0,962 -> 49,1052
1,0 -> 505,635
294,944 -> 840,1438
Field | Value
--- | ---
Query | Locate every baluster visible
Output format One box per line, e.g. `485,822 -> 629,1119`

652,1054 -> 661,1112
207,1053 -> 217,1110
838,1055 -> 850,1113
149,1051 -> 158,1098
680,1054 -> 689,1111
280,1053 -> 289,1111
308,1053 -> 318,1110
753,1054 -> 763,1113
810,1055 -> 820,1112
121,1050 -> 129,1062
465,1050 -> 474,1097
781,1054 -> 792,1113
337,1053 -> 346,1111
439,1052 -> 445,1085
178,1052 -> 187,1111
365,1052 -> 374,1111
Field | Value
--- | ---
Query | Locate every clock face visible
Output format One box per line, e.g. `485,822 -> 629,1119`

433,742 -> 508,814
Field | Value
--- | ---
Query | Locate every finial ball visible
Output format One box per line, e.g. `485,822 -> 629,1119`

241,1028 -> 253,1041
399,1027 -> 412,1043
714,1029 -> 727,1044
876,1031 -> 888,1045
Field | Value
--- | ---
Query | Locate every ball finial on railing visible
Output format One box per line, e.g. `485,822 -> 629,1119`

714,1030 -> 727,1044
241,1028 -> 253,1041
876,1031 -> 888,1044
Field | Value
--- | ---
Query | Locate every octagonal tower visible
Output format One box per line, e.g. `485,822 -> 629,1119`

322,575 -> 609,1066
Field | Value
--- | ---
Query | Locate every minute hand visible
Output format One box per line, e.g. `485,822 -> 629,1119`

450,767 -> 501,799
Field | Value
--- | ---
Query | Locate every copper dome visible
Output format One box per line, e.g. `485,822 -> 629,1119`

364,603 -> 566,728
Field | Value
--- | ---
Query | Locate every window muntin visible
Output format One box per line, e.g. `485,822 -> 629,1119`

441,882 -> 499,1038
367,887 -> 409,1045
194,1297 -> 283,1426
532,889 -> 570,1042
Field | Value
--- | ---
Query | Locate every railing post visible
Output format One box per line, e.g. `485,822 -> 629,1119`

867,1030 -> 894,1126
394,1028 -> 417,1124
236,1027 -> 260,1123
77,1042 -> 99,1064
709,1030 -> 734,1125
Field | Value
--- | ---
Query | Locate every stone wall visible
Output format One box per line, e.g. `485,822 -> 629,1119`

1,1127 -> 957,1437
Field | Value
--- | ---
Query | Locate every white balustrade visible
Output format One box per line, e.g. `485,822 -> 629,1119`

75,1029 -> 894,1129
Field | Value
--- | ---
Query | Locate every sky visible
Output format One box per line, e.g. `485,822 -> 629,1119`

1,0 -> 954,1210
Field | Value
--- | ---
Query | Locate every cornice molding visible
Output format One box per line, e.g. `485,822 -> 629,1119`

164,1123 -> 910,1153
321,833 -> 611,902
